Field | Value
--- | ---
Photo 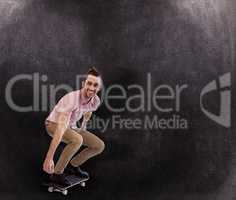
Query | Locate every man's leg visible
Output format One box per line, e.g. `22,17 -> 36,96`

45,122 -> 83,174
69,129 -> 105,167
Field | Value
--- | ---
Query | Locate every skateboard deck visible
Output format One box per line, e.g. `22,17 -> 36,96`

43,175 -> 89,195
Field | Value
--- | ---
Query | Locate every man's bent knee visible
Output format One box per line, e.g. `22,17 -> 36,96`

71,134 -> 83,147
93,140 -> 105,154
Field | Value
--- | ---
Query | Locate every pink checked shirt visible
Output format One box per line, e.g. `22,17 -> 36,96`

46,90 -> 100,128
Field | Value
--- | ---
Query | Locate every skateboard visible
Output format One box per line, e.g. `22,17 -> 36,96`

43,175 -> 89,195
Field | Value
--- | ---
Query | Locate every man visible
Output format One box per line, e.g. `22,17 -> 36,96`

43,67 -> 105,186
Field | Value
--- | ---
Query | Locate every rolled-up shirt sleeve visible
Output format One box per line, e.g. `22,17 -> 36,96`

90,95 -> 101,112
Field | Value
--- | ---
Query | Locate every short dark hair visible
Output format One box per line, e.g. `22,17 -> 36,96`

87,67 -> 100,77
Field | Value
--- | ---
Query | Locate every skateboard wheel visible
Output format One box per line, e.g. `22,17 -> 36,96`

62,190 -> 68,195
80,182 -> 86,187
48,187 -> 54,193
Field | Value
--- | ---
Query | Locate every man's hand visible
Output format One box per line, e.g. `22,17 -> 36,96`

83,112 -> 92,122
79,112 -> 92,130
43,158 -> 55,174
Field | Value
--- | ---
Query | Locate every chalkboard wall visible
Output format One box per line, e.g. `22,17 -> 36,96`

0,0 -> 235,199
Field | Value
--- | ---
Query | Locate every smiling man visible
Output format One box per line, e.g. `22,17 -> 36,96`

43,67 -> 105,186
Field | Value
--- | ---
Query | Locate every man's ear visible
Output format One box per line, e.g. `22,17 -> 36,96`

98,79 -> 103,91
82,81 -> 85,88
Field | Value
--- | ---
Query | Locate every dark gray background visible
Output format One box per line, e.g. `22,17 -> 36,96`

0,0 -> 235,199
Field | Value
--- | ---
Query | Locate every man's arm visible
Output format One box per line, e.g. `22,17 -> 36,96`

43,112 -> 69,174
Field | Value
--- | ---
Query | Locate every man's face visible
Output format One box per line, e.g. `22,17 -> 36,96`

82,75 -> 102,98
